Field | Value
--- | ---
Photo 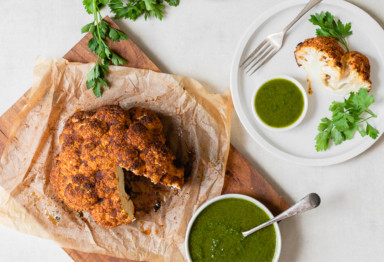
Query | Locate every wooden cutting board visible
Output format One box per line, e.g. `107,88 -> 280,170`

0,17 -> 289,262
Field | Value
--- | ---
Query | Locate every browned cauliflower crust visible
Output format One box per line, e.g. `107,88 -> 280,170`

50,105 -> 184,228
343,51 -> 371,84
295,36 -> 371,94
295,36 -> 345,68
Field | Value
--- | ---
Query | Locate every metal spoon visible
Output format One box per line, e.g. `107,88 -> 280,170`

242,193 -> 321,238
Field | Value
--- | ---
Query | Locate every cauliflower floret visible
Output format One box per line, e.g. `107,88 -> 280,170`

295,36 -> 371,95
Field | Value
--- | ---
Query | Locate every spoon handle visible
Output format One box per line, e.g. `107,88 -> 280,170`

242,193 -> 321,237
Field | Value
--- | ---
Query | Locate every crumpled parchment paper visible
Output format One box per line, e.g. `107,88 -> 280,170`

0,57 -> 233,261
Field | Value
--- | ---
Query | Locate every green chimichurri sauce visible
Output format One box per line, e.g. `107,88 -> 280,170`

188,198 -> 276,262
255,78 -> 304,128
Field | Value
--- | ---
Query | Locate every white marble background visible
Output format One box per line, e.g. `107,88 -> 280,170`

0,0 -> 383,261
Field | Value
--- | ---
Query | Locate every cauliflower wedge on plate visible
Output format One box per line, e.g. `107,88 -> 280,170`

294,36 -> 371,95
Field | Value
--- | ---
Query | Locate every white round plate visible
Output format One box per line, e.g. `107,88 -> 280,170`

230,0 -> 384,166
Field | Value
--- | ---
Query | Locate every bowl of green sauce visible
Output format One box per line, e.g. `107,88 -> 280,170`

252,75 -> 308,131
185,194 -> 281,262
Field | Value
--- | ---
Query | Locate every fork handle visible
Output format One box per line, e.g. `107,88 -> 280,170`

282,0 -> 322,34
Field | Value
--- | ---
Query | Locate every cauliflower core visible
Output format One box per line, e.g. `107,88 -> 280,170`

50,106 -> 184,228
295,36 -> 371,95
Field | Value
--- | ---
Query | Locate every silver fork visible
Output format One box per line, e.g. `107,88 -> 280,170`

240,0 -> 322,75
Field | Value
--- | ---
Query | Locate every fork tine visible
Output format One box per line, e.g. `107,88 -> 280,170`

245,46 -> 274,73
239,39 -> 268,68
248,49 -> 278,76
243,43 -> 272,69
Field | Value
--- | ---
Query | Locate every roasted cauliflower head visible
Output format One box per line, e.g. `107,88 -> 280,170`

50,105 -> 184,228
295,36 -> 371,94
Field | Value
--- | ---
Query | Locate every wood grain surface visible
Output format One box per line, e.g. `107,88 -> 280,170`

0,17 -> 289,262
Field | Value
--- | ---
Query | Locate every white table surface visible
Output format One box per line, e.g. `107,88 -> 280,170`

1,0 -> 383,261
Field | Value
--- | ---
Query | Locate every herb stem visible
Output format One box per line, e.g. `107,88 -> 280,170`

309,11 -> 352,52
363,108 -> 377,117
83,0 -> 180,97
341,39 -> 349,51
93,0 -> 102,64
97,9 -> 107,49
357,116 -> 375,124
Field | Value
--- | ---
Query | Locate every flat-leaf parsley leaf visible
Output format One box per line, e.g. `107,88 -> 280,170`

315,88 -> 379,151
82,0 -> 180,97
309,11 -> 352,51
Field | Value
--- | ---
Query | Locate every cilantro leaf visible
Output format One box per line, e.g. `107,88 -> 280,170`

309,11 -> 352,51
315,88 -> 379,151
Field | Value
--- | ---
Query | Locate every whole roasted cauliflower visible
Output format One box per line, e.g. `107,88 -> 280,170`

50,105 -> 184,228
295,36 -> 371,94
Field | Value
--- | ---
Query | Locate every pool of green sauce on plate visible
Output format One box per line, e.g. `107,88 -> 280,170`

188,198 -> 276,262
255,78 -> 304,128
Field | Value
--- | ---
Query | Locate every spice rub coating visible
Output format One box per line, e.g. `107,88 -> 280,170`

50,105 -> 184,228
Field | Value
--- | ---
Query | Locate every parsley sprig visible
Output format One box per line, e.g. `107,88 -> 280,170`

81,0 -> 180,97
309,11 -> 352,51
315,89 -> 379,152
109,0 -> 180,20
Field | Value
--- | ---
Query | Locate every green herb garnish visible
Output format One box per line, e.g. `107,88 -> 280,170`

81,0 -> 179,97
315,88 -> 379,152
309,11 -> 352,51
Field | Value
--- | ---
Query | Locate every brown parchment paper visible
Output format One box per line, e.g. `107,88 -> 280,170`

0,57 -> 232,261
